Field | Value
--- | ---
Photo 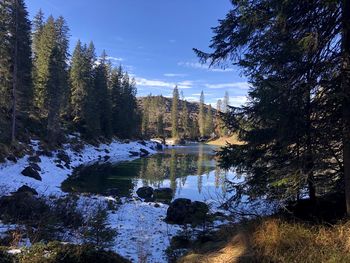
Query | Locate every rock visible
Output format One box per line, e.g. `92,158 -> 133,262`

56,150 -> 70,164
144,197 -> 155,202
140,148 -> 150,156
30,163 -> 41,172
7,155 -> 17,163
104,149 -> 110,154
154,203 -> 160,208
138,140 -> 147,146
166,198 -> 192,224
56,164 -> 64,169
36,150 -> 53,157
13,185 -> 38,196
166,198 -> 209,225
136,186 -> 154,199
104,155 -> 110,161
129,151 -> 139,157
28,155 -> 41,163
21,166 -> 42,181
155,142 -> 163,151
153,188 -> 173,201
191,201 -> 210,222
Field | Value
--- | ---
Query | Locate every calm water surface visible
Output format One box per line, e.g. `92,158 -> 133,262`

62,144 -> 236,202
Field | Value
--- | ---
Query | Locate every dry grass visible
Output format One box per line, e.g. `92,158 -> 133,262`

206,134 -> 244,146
178,218 -> 350,263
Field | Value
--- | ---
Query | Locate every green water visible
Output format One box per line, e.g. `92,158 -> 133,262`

62,144 -> 232,201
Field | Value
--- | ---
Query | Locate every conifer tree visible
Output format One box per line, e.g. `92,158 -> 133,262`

157,114 -> 164,138
33,15 -> 69,143
222,91 -> 229,113
84,41 -> 100,137
198,91 -> 206,137
205,104 -> 214,137
182,99 -> 190,138
171,86 -> 179,138
94,51 -> 112,138
70,40 -> 95,129
0,0 -> 32,142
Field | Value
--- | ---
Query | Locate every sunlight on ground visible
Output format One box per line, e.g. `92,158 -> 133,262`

206,135 -> 244,146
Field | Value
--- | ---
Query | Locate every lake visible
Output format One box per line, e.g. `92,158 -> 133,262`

62,144 -> 236,204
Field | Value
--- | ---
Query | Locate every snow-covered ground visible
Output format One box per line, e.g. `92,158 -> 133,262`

0,139 -> 158,196
0,139 -> 229,262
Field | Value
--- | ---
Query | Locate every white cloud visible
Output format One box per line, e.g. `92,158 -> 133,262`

230,96 -> 248,106
205,82 -> 250,90
107,56 -> 124,62
178,61 -> 235,72
163,73 -> 188,77
135,77 -> 192,90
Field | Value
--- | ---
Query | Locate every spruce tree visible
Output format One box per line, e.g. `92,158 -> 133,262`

195,0 -> 345,207
0,0 -> 32,143
198,91 -> 205,137
181,99 -> 190,138
205,104 -> 214,137
94,51 -> 112,138
84,41 -> 100,137
171,86 -> 179,138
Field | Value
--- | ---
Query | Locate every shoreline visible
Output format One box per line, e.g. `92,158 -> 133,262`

0,138 -> 182,262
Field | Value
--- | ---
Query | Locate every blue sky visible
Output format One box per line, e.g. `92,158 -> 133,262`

26,0 -> 248,107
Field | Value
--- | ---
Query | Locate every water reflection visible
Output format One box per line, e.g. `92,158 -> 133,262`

62,144 -> 232,201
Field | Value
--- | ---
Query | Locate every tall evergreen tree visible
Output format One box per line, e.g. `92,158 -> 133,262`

33,15 -> 69,143
94,51 -> 112,138
70,40 -> 95,130
182,99 -> 190,138
205,104 -> 214,137
195,0 -> 345,208
198,91 -> 206,137
171,86 -> 179,138
0,0 -> 32,142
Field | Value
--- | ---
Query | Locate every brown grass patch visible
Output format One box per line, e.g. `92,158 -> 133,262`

206,135 -> 244,146
178,219 -> 350,263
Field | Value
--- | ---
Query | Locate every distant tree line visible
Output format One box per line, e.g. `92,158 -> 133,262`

140,87 -> 230,140
196,0 -> 350,215
0,0 -> 139,148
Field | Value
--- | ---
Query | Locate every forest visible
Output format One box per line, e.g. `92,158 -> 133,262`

0,0 -> 220,157
1,0 -> 350,262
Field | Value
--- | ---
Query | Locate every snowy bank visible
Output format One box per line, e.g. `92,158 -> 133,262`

0,139 -> 158,196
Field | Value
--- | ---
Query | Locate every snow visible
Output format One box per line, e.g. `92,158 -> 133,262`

0,139 -> 227,262
110,198 -> 181,262
0,139 -> 157,196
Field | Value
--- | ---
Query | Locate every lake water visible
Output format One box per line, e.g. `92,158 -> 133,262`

62,144 -> 236,204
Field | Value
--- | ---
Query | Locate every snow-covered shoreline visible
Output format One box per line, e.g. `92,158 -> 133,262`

0,139 -> 158,196
0,138 -> 184,262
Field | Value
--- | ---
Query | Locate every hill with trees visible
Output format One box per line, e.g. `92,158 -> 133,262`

138,92 -> 222,141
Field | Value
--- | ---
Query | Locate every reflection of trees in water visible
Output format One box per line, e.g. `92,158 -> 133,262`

62,146 -> 231,198
137,146 -> 217,193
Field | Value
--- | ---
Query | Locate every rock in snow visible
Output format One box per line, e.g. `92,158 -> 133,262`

21,166 -> 42,181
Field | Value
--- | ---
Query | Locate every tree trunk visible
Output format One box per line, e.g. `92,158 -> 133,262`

342,0 -> 350,216
11,0 -> 18,144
